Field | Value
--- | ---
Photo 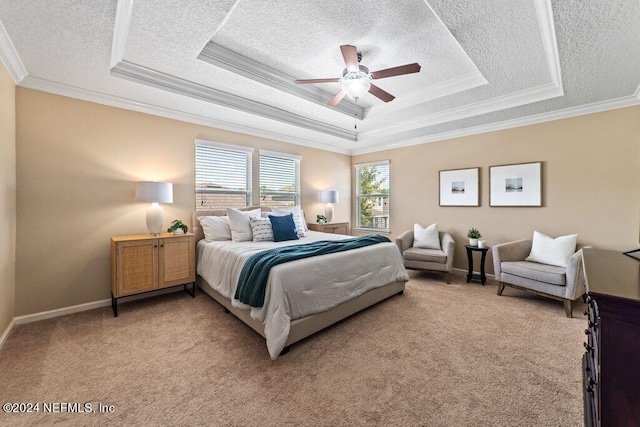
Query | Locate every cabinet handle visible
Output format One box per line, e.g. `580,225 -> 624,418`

160,244 -> 164,247
154,245 -> 158,248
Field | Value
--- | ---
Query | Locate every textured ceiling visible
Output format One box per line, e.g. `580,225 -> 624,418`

0,0 -> 638,154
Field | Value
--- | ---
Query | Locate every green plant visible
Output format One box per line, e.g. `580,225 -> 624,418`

316,214 -> 327,223
168,219 -> 188,234
467,228 -> 482,239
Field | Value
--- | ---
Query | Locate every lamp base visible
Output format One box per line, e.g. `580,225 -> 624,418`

324,203 -> 334,223
146,203 -> 164,235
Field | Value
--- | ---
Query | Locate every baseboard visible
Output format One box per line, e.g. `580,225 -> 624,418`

0,317 -> 16,351
452,267 -> 496,280
13,299 -> 111,325
13,287 -> 182,326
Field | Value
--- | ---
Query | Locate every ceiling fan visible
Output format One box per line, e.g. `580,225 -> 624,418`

294,44 -> 421,107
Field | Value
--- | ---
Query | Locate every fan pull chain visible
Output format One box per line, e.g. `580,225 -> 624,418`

354,100 -> 357,130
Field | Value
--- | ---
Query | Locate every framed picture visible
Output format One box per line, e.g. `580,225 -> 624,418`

439,167 -> 479,206
489,162 -> 542,206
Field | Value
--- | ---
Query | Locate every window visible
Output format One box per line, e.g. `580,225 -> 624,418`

259,150 -> 301,208
195,140 -> 253,210
355,160 -> 390,231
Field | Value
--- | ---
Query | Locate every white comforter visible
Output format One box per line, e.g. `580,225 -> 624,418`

196,231 -> 408,359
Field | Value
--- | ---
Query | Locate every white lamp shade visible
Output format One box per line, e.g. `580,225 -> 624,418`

136,181 -> 173,203
341,79 -> 370,100
320,190 -> 339,204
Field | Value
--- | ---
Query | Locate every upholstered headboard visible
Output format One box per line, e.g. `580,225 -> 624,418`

192,206 -> 270,243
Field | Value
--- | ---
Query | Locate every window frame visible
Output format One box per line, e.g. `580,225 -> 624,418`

354,160 -> 391,233
258,149 -> 301,208
194,139 -> 254,210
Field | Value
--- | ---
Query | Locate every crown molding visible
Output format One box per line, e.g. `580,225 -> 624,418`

18,75 -> 352,155
352,95 -> 640,155
111,60 -> 356,141
360,82 -> 563,140
198,42 -> 365,120
534,0 -> 563,89
110,0 -> 134,68
0,18 -> 27,83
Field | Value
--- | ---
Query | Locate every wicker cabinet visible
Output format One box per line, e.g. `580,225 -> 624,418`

307,222 -> 350,235
111,233 -> 195,316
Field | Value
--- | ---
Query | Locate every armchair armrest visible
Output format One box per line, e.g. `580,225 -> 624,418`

395,230 -> 414,254
441,232 -> 456,270
565,246 -> 592,300
491,239 -> 532,278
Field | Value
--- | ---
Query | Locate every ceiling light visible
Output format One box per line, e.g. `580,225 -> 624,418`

340,71 -> 371,100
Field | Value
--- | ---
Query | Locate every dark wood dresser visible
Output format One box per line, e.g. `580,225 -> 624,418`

582,249 -> 640,427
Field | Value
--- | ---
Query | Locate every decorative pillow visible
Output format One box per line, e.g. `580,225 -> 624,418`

526,231 -> 578,268
269,213 -> 299,242
413,223 -> 441,250
249,217 -> 274,242
271,206 -> 307,237
227,208 -> 262,242
198,215 -> 231,241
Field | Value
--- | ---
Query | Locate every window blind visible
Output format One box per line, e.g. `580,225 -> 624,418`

195,141 -> 253,210
259,151 -> 300,207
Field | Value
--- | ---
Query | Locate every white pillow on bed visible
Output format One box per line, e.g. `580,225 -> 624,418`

249,217 -> 274,242
198,216 -> 231,241
228,208 -> 262,242
271,206 -> 307,237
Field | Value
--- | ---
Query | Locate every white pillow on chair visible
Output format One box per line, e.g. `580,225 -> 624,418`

526,231 -> 578,268
413,223 -> 441,250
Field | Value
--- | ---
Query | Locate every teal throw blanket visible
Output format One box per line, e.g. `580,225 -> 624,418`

235,235 -> 391,307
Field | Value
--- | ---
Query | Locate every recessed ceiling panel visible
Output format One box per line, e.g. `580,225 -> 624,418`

211,0 -> 481,104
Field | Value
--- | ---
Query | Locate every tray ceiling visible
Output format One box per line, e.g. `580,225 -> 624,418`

1,0 -> 639,154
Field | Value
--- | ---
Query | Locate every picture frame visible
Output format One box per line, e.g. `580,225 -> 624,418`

489,162 -> 542,207
439,167 -> 480,206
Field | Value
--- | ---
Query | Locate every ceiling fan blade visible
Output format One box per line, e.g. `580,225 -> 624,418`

369,84 -> 395,102
340,45 -> 360,72
294,78 -> 341,84
371,63 -> 421,79
328,90 -> 346,107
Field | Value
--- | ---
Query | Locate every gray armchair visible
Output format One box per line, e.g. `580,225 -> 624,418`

396,230 -> 455,283
492,239 -> 589,317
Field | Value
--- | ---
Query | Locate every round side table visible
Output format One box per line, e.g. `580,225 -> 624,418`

465,245 -> 490,285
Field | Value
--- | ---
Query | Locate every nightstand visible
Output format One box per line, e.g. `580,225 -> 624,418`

110,232 -> 196,316
307,222 -> 350,235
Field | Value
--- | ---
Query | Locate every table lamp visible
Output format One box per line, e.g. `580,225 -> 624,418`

320,190 -> 339,223
136,181 -> 173,235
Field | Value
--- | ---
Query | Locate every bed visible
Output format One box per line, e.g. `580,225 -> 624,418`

192,207 -> 409,359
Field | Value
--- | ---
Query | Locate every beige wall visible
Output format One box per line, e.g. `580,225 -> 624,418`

353,106 -> 640,274
15,88 -> 351,316
0,62 -> 16,333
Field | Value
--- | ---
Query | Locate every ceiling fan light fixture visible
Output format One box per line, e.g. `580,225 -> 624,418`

340,71 -> 371,100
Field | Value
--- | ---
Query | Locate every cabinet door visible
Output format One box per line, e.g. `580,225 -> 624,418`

158,236 -> 195,288
116,239 -> 158,296
332,224 -> 348,234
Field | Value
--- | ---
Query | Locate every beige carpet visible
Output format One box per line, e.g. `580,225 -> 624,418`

0,272 -> 586,426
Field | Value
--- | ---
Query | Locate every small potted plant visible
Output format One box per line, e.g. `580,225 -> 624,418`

168,219 -> 188,235
467,228 -> 482,246
316,214 -> 328,224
